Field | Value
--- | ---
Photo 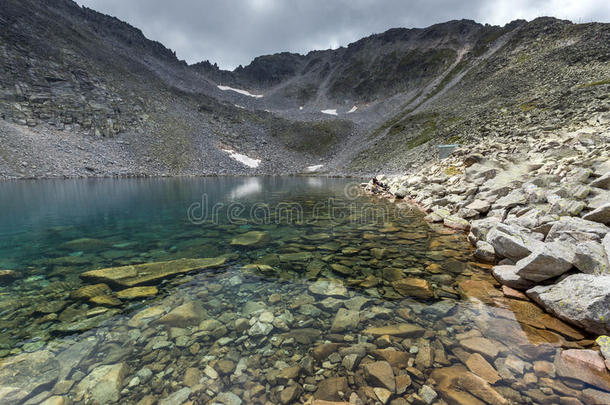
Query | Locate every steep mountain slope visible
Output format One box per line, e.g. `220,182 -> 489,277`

346,18 -> 610,174
0,0 -> 608,179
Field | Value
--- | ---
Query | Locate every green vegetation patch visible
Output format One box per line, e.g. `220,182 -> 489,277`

519,102 -> 538,112
445,166 -> 463,176
580,79 -> 610,87
267,119 -> 353,156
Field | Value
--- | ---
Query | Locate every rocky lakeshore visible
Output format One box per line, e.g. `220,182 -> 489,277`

365,126 -> 610,398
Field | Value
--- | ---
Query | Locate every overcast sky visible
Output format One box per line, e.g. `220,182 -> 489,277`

74,0 -> 608,70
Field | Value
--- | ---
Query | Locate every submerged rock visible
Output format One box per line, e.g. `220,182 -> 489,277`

230,231 -> 270,247
363,323 -> 425,338
156,301 -> 206,327
555,349 -> 610,391
71,283 -> 112,300
431,365 -> 508,405
76,362 -> 127,404
330,308 -> 360,332
80,257 -> 226,287
308,280 -> 348,297
116,286 -> 158,299
314,377 -> 348,401
0,350 -> 60,403
392,278 -> 434,299
0,269 -> 17,283
363,361 -> 395,392
527,274 -> 610,334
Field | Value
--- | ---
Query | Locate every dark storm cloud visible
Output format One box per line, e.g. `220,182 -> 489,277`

74,0 -> 608,69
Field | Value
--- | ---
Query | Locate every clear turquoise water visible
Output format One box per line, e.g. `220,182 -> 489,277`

0,177 -> 596,404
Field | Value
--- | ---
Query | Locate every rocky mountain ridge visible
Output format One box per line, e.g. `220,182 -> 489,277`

0,0 -> 609,179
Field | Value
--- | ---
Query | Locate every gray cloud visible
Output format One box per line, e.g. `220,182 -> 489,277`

74,0 -> 609,69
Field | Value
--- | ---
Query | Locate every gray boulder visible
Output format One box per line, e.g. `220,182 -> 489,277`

603,234 -> 610,261
574,241 -> 609,275
470,217 -> 501,243
474,240 -> 496,263
466,199 -> 491,213
590,172 -> 610,190
465,163 -> 497,183
486,224 -> 544,262
492,265 -> 536,290
583,203 -> 610,225
494,189 -> 527,209
545,216 -> 609,243
514,242 -> 575,282
527,274 -> 610,335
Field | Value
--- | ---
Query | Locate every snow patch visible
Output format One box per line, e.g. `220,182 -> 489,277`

222,149 -> 261,168
218,85 -> 263,98
306,164 -> 324,172
321,109 -> 337,116
347,106 -> 358,113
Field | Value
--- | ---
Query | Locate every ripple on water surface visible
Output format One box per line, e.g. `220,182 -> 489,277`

0,177 -> 603,404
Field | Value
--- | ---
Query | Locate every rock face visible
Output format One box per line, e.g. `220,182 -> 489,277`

527,274 -> 610,334
0,350 -> 60,403
80,257 -> 226,287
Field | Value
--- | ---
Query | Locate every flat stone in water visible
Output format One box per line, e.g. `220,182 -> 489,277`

279,252 -> 313,262
80,257 -> 226,287
36,300 -> 69,314
392,278 -> 434,299
75,362 -> 127,404
116,286 -> 158,300
363,323 -> 425,338
0,350 -> 60,403
308,280 -> 348,297
71,284 -> 112,300
230,231 -> 270,248
89,295 -> 122,306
